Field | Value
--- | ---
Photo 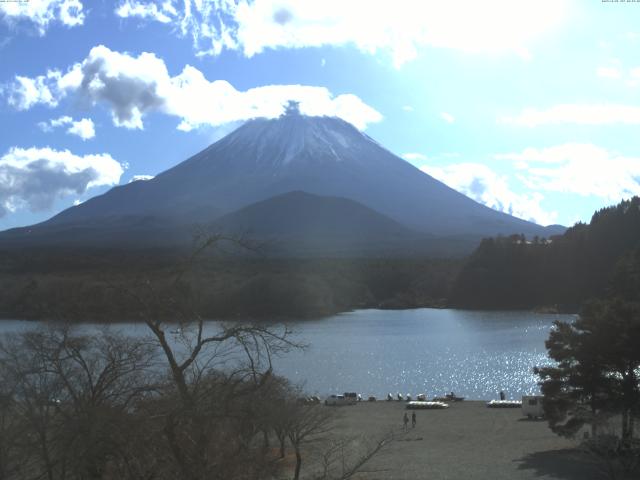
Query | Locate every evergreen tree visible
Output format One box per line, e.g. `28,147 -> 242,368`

535,298 -> 640,440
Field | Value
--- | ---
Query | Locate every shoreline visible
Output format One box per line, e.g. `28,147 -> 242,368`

323,400 -> 599,480
0,305 -> 578,323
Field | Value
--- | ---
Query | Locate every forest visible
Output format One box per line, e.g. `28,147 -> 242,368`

0,248 -> 461,321
1,196 -> 639,320
451,196 -> 640,310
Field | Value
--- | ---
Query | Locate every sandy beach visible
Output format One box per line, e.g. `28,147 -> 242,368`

322,401 -> 601,480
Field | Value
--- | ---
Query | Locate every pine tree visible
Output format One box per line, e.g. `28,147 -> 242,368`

535,299 -> 640,440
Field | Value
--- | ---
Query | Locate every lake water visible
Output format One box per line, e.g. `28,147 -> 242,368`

0,308 -> 574,400
275,309 -> 574,400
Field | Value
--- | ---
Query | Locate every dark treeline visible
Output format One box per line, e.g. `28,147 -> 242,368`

0,249 -> 462,321
3,196 -> 640,319
451,196 -> 640,311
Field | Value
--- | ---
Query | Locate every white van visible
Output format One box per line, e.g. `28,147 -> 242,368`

522,395 -> 544,418
324,395 -> 351,406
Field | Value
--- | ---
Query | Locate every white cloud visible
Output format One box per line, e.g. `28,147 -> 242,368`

402,152 -> 427,161
440,112 -> 455,123
38,115 -> 95,140
422,162 -> 557,225
402,105 -> 414,112
597,66 -> 621,79
115,0 -> 238,57
502,104 -> 640,127
66,118 -> 95,140
593,59 -> 640,87
0,147 -> 124,217
496,143 -> 640,201
4,64 -> 81,111
115,0 -> 173,23
114,0 -> 568,66
5,45 -> 382,131
6,72 -> 63,110
626,67 -> 640,87
0,0 -> 84,34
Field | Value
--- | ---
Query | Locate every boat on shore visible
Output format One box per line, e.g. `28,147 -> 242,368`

406,401 -> 449,410
486,400 -> 522,408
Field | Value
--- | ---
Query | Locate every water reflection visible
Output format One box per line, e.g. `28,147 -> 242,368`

275,309 -> 575,400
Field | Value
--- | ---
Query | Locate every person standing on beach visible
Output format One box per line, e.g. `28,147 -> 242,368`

411,411 -> 416,428
500,391 -> 505,400
403,412 -> 409,430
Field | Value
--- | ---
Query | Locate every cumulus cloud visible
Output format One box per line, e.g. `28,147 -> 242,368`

440,112 -> 455,123
0,0 -> 84,34
402,152 -> 427,161
114,0 -> 567,66
4,65 -> 81,111
597,66 -> 621,79
501,104 -> 640,127
73,47 -> 170,129
496,143 -> 640,201
422,162 -> 557,226
115,0 -> 237,56
4,45 -> 382,131
6,72 -> 63,110
38,116 -> 95,140
66,118 -> 95,139
0,147 -> 124,218
115,0 -> 173,23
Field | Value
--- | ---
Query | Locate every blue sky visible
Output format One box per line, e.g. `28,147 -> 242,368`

1,0 -> 640,231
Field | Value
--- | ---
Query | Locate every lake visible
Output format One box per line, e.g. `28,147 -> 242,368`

275,308 -> 574,400
0,308 -> 574,400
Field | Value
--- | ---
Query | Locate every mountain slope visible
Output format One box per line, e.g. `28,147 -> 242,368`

41,110 -> 554,237
0,109 -> 562,254
211,191 -> 429,256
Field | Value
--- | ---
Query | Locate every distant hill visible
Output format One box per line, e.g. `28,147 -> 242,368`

0,108 -> 562,255
451,196 -> 640,310
210,191 -> 428,256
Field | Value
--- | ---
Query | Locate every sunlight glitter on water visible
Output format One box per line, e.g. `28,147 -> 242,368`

0,309 -> 574,400
274,308 -> 574,400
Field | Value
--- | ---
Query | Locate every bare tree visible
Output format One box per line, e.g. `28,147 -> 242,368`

287,402 -> 336,480
313,431 -> 398,480
112,233 -> 301,480
0,234 -> 396,480
0,327 -> 158,480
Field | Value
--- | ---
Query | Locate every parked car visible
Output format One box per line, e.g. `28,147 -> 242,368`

325,395 -> 351,406
343,392 -> 358,405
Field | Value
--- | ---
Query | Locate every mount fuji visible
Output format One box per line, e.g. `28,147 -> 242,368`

0,105 -> 563,255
